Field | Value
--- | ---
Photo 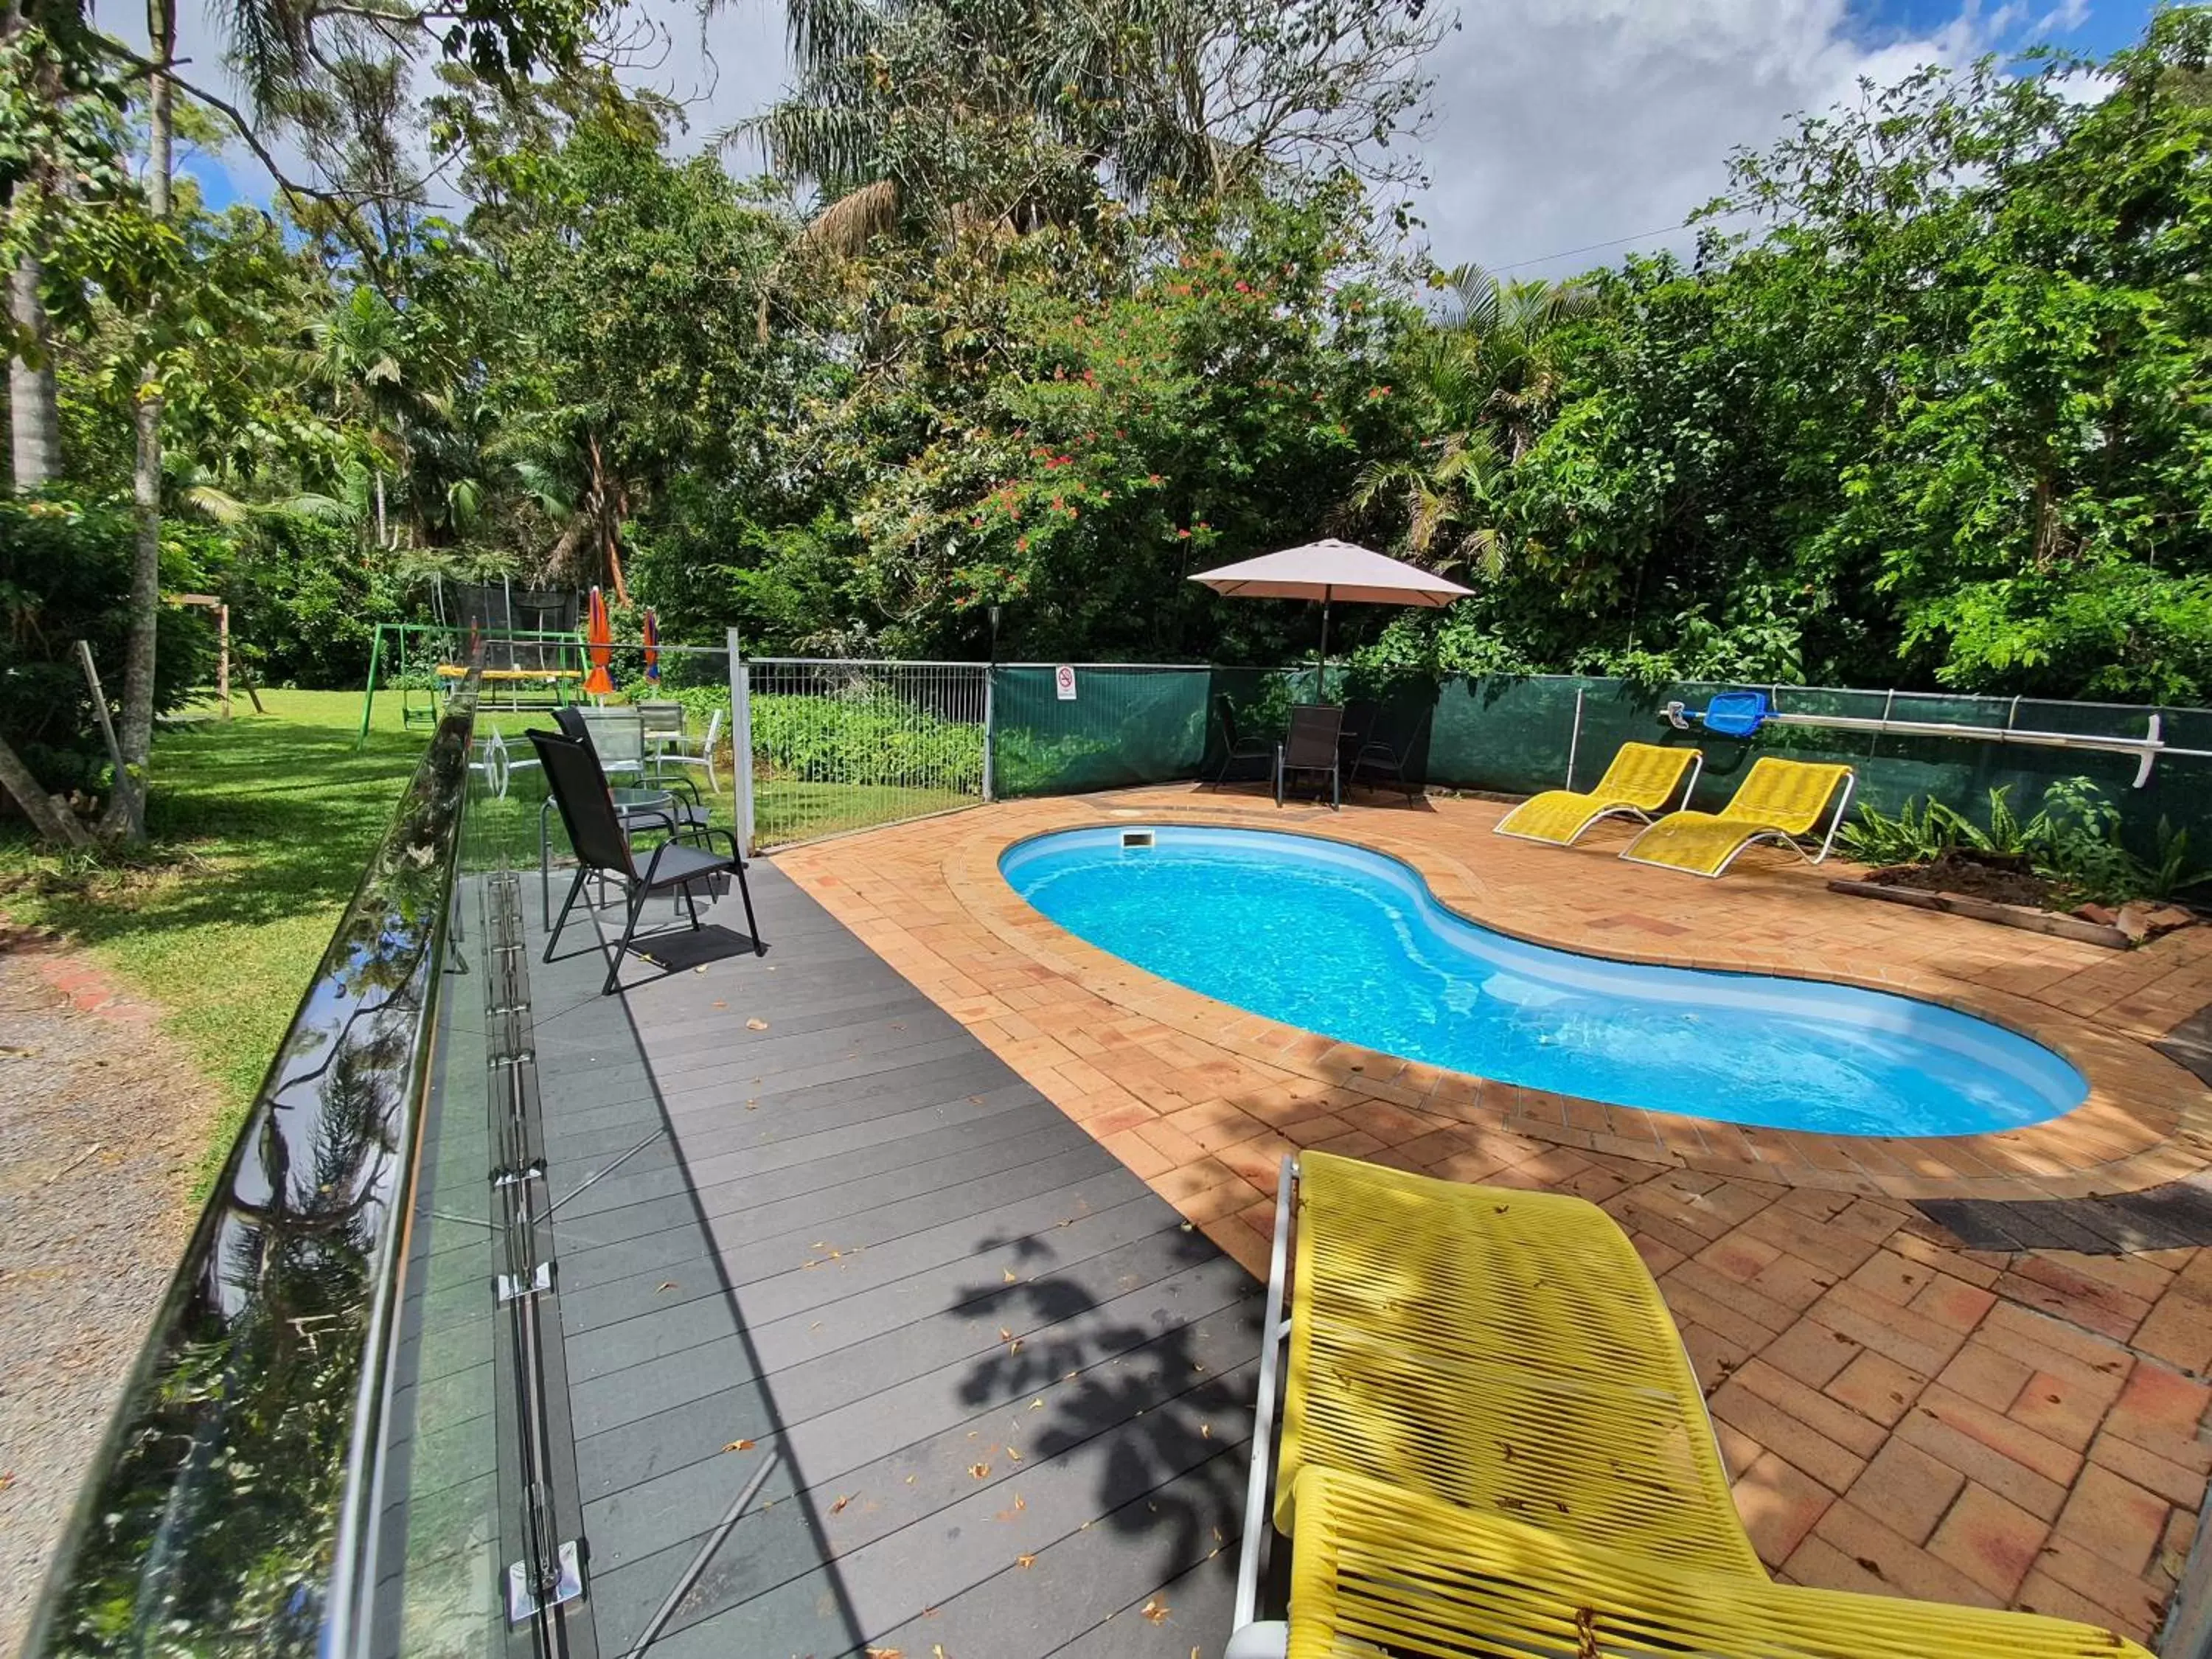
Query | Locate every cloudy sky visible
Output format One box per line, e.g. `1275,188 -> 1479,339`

143,0 -> 2158,279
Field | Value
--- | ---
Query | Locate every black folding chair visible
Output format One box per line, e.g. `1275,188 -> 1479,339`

1208,695 -> 1275,787
1343,700 -> 1424,801
1275,704 -> 1345,810
529,729 -> 764,995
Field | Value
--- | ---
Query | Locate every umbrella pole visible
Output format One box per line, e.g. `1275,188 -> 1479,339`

1316,590 -> 1331,703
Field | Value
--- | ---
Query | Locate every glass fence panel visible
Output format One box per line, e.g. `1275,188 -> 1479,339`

24,677 -> 480,1659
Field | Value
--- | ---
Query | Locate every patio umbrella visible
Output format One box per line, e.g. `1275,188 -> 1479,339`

584,585 -> 615,698
642,608 -> 661,686
1190,539 -> 1472,695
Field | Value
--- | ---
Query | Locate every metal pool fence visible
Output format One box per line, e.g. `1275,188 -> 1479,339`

729,652 -> 2212,862
735,656 -> 989,849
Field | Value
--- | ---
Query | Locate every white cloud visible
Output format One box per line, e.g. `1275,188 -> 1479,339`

1405,0 -> 2001,280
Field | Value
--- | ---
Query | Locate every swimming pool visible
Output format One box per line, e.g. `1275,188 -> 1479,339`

999,825 -> 2087,1138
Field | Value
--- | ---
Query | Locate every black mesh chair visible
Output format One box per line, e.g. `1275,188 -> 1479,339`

1275,704 -> 1345,810
529,729 -> 763,995
1208,695 -> 1275,787
1343,700 -> 1424,801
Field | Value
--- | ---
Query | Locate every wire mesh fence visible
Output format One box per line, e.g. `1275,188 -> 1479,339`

740,658 -> 989,849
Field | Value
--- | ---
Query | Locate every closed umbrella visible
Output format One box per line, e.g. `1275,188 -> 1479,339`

1191,540 -> 1472,697
584,585 -> 614,698
642,608 -> 661,686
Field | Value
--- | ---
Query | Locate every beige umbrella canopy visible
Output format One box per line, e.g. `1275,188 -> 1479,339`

1191,539 -> 1472,692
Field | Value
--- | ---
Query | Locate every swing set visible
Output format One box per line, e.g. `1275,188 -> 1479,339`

355,622 -> 594,744
356,575 -> 601,744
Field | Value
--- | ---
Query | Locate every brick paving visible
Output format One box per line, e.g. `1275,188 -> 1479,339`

775,786 -> 2212,1644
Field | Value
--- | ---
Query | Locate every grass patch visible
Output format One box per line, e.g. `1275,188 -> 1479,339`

0,691 -> 425,1185
754,779 -> 975,846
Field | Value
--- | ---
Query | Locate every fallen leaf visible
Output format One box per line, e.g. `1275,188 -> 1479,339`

746,1018 -> 768,1031
656,1281 -> 678,1293
830,1493 -> 852,1514
1006,1447 -> 1023,1463
1200,1423 -> 1211,1439
1029,1397 -> 1043,1411
932,1647 -> 947,1658
1002,1267 -> 1018,1283
863,1648 -> 901,1658
1012,1492 -> 1025,1511
968,1463 -> 990,1479
712,999 -> 726,1009
694,965 -> 710,974
1142,1599 -> 1169,1625
722,1439 -> 756,1453
1015,1554 -> 1036,1568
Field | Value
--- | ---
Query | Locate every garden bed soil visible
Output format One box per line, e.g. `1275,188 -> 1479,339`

1865,850 -> 2056,909
1833,850 -> 2199,949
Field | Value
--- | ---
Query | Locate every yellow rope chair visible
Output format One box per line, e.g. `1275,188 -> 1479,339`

1272,1152 -> 1761,1573
1493,742 -> 1703,847
1227,1155 -> 2151,1658
1287,1466 -> 2154,1659
1621,756 -> 1855,877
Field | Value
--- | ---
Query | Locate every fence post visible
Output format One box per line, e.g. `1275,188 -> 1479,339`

727,628 -> 754,856
1565,686 -> 1585,791
982,667 -> 996,804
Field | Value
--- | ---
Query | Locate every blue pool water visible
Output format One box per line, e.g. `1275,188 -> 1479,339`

1000,826 -> 2087,1138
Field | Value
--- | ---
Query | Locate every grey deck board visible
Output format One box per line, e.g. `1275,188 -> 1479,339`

513,852 -> 1264,1658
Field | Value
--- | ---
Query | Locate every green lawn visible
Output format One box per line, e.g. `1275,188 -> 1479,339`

0,691 -> 424,1183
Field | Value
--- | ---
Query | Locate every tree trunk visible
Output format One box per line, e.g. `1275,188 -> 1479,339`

103,0 -> 173,842
0,730 -> 91,848
8,252 -> 60,491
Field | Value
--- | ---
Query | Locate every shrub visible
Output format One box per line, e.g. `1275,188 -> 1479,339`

748,692 -> 982,791
0,497 -> 210,800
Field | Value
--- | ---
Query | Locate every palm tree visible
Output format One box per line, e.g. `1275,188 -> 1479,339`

1431,263 -> 1596,461
310,286 -> 437,549
1351,263 -> 1596,578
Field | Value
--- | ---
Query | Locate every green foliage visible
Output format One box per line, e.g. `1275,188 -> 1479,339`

0,497 -> 210,793
2138,819 -> 2212,902
1839,796 -> 1965,866
749,692 -> 982,791
1843,776 -> 2211,905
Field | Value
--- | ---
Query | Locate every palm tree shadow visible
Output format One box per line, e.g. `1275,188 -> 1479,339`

945,1219 -> 1262,1600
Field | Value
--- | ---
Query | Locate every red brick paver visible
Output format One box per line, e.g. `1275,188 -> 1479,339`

776,787 -> 2212,1643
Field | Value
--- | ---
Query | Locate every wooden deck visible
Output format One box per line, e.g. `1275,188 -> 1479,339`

516,855 -> 1263,1657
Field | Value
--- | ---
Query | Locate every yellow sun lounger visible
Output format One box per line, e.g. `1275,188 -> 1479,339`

1230,1154 -> 2154,1658
1494,741 -> 1703,846
1621,755 -> 1854,877
1285,1466 -> 2154,1659
1267,1151 -> 1760,1573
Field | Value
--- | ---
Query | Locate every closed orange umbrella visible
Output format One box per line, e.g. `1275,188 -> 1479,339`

584,585 -> 614,698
